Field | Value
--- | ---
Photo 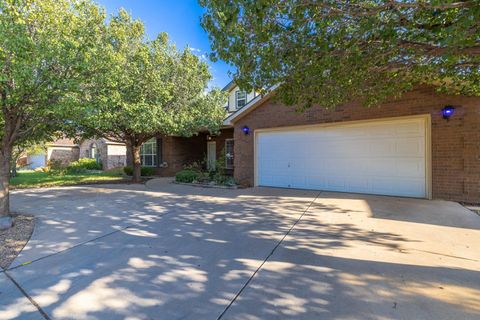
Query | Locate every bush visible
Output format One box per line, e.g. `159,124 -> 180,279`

123,166 -> 156,176
175,169 -> 199,183
67,158 -> 102,173
46,159 -> 66,176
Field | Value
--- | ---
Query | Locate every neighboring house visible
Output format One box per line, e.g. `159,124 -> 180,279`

79,138 -> 127,170
21,138 -> 127,170
144,82 -> 480,203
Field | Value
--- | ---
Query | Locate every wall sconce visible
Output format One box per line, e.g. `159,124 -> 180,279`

242,126 -> 250,135
442,106 -> 455,119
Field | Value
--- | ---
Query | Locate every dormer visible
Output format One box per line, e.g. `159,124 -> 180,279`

223,81 -> 258,113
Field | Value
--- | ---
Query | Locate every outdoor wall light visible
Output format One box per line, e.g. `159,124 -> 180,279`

242,126 -> 250,135
442,106 -> 455,119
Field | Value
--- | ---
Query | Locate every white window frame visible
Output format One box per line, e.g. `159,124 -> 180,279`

140,138 -> 157,167
225,139 -> 234,169
235,91 -> 247,109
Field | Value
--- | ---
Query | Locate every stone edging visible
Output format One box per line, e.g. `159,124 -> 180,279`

172,181 -> 241,190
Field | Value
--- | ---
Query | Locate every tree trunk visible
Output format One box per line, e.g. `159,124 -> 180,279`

125,139 -> 133,167
131,143 -> 142,183
0,146 -> 12,229
10,160 -> 17,178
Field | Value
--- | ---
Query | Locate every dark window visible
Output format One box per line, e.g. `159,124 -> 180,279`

140,138 -> 157,167
235,91 -> 247,109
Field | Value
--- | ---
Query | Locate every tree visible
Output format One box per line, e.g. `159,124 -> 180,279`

82,10 -> 226,183
0,0 -> 105,228
200,0 -> 480,109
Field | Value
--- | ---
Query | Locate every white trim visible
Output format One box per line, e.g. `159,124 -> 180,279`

140,138 -> 157,167
254,114 -> 432,199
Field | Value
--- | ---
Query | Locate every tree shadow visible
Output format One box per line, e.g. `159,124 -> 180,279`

313,191 -> 480,230
2,183 -> 478,319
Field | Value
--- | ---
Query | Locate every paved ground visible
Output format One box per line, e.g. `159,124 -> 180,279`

1,179 -> 479,320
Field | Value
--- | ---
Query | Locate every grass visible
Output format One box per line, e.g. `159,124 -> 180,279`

10,169 -> 129,189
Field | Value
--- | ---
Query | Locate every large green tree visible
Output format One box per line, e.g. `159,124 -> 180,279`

82,10 -> 226,183
0,0 -> 105,228
200,0 -> 480,108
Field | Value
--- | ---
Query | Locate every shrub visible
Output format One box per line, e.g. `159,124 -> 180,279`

183,159 -> 205,172
67,158 -> 102,173
175,169 -> 199,183
123,166 -> 156,176
141,167 -> 155,176
46,159 -> 66,176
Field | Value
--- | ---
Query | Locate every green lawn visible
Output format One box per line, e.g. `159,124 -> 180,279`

10,170 -> 129,189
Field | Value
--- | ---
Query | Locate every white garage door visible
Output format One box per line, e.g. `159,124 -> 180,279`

27,153 -> 46,169
256,117 -> 428,198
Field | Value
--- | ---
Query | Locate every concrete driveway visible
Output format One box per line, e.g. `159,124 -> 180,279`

1,179 -> 479,320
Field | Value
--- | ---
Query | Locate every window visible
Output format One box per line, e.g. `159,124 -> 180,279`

140,138 -> 157,167
235,91 -> 247,109
225,139 -> 234,169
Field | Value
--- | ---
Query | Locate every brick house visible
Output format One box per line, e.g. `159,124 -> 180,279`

227,86 -> 480,203
143,83 -> 479,203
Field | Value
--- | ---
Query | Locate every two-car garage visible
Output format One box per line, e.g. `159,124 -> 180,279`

255,116 -> 430,198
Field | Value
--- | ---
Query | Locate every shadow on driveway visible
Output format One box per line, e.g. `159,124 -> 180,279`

1,181 -> 478,320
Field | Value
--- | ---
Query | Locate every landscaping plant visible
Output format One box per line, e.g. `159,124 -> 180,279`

123,166 -> 155,177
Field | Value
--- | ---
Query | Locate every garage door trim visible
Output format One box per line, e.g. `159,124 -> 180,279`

253,114 -> 432,199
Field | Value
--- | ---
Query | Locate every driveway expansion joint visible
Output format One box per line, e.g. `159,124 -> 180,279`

4,270 -> 52,320
6,226 -> 131,273
216,191 -> 322,320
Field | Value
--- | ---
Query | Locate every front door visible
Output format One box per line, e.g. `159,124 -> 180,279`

207,141 -> 216,170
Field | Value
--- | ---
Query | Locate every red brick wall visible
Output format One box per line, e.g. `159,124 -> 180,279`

233,87 -> 480,202
154,134 -> 207,176
154,129 -> 234,176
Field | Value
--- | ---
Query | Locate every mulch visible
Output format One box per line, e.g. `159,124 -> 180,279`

0,214 -> 35,270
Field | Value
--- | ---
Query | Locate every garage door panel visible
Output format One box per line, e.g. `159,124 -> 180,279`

371,177 -> 425,197
396,138 -> 425,156
395,158 -> 425,177
256,117 -> 428,198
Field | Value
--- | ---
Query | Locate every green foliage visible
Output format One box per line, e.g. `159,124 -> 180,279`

123,166 -> 155,177
10,170 -> 125,189
175,169 -> 200,183
66,158 -> 102,174
178,152 -> 237,186
0,0 -> 106,147
81,8 -> 227,146
75,8 -> 227,183
183,160 -> 205,173
200,0 -> 480,108
0,0 -> 107,215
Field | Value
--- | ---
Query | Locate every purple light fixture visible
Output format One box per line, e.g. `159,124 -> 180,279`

242,125 -> 250,135
442,106 -> 455,119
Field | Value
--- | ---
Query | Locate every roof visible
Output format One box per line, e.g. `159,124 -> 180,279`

221,80 -> 237,93
47,138 -> 78,147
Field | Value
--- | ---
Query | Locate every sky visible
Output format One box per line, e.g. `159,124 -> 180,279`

95,0 -> 234,89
